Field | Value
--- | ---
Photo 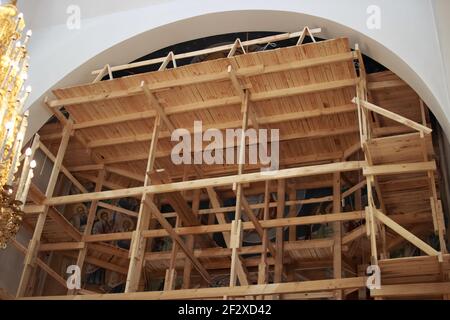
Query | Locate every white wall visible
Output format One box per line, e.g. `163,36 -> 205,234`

0,229 -> 30,295
16,0 -> 450,142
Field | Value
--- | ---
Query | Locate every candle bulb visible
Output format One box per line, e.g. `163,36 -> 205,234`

20,160 -> 36,205
16,147 -> 32,201
14,13 -> 24,33
0,60 -> 15,88
0,121 -> 14,160
0,99 -> 8,128
19,86 -> 32,111
7,132 -> 24,185
7,111 -> 27,186
23,30 -> 32,47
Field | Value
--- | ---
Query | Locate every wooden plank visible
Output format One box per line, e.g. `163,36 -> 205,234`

24,277 -> 368,300
125,115 -> 161,293
144,199 -> 211,284
39,242 -> 85,252
333,171 -> 342,299
353,98 -> 432,134
371,282 -> 450,298
44,161 -> 365,206
373,209 -> 440,257
71,168 -> 105,294
274,179 -> 286,285
39,142 -> 88,193
16,121 -> 73,298
50,70 -> 355,110
363,161 -> 436,176
81,211 -> 364,242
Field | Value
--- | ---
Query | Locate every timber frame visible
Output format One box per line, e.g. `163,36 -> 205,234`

7,28 -> 450,300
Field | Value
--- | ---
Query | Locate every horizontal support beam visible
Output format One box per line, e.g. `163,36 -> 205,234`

82,211 -> 364,242
367,79 -> 407,91
50,63 -> 356,111
24,277 -> 367,300
85,105 -> 357,149
39,242 -> 85,252
363,161 -> 436,176
44,161 -> 365,206
371,282 -> 450,298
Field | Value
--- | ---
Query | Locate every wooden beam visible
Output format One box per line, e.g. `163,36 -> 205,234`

229,90 -> 249,288
373,209 -> 440,257
44,161 -> 365,206
275,179 -> 286,290
352,97 -> 432,135
363,161 -> 436,176
81,211 -> 364,242
332,171 -> 343,299
12,239 -> 95,296
88,124 -> 358,154
371,282 -> 450,298
125,114 -> 161,292
50,73 -> 355,111
47,207 -> 82,241
38,142 -> 87,193
97,201 -> 138,218
24,277 -> 368,300
90,29 -> 323,75
16,121 -> 72,298
75,99 -> 355,132
144,199 -> 211,283
71,169 -> 105,294
39,242 -> 85,252
142,82 -> 176,132
206,187 -> 250,286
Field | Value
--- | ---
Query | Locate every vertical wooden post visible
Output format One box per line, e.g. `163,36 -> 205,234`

182,190 -> 199,289
69,169 -> 105,294
16,121 -> 73,297
257,181 -> 270,299
274,179 -> 285,283
125,115 -> 161,293
288,187 -> 297,241
366,176 -> 378,265
333,171 -> 343,300
164,217 -> 180,291
357,264 -> 368,300
229,91 -> 249,288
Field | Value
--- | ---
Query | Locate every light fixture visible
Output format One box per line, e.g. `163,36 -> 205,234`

0,0 -> 34,249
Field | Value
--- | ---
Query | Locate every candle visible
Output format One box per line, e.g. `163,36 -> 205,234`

0,121 -> 14,160
23,30 -> 32,47
0,60 -> 14,88
18,86 -> 31,112
16,147 -> 32,200
14,13 -> 24,34
0,100 -> 7,128
7,113 -> 27,186
20,159 -> 36,205
7,132 -> 23,185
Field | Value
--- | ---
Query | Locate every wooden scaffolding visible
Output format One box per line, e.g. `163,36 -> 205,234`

9,28 -> 450,300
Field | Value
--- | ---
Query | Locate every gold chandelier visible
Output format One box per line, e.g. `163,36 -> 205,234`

0,0 -> 35,249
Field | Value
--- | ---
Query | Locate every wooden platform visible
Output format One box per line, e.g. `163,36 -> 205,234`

10,32 -> 449,300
